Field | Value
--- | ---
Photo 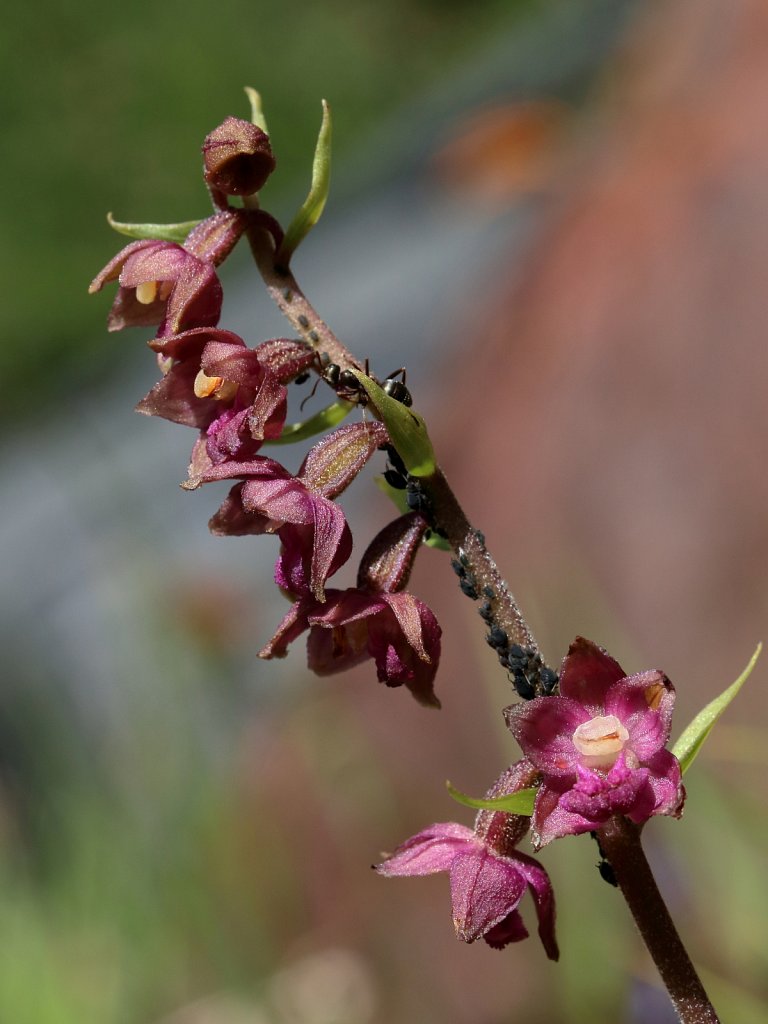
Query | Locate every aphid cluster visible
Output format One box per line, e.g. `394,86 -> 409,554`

450,551 -> 559,700
382,444 -> 438,525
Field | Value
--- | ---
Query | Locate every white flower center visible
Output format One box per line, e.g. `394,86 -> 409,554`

572,714 -> 629,770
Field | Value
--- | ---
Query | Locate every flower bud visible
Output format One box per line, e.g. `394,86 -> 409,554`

202,116 -> 276,196
357,512 -> 429,594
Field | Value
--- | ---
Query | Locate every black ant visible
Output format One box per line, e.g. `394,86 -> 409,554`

299,356 -> 413,411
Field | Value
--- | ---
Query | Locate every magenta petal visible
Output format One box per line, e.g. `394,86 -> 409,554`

641,748 -> 685,818
209,483 -> 270,536
558,636 -> 626,711
247,375 -> 289,441
137,362 -> 220,428
483,910 -> 529,950
275,517 -> 353,601
532,781 -> 597,847
378,592 -> 434,663
201,340 -> 261,384
375,823 -> 475,876
258,597 -> 313,659
304,590 -> 380,673
449,846 -> 526,943
513,852 -> 559,961
243,476 -> 316,525
605,670 -> 676,757
504,697 -> 587,774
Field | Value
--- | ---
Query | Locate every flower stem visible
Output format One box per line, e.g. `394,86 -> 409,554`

246,218 -> 547,670
597,816 -> 720,1024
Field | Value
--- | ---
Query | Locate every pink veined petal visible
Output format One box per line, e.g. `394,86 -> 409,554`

258,597 -> 314,659
531,780 -> 593,848
605,670 -> 676,756
137,362 -> 221,428
303,590 -> 382,674
378,592 -> 431,662
504,697 -> 588,774
117,241 -> 188,287
209,483 -> 271,536
201,340 -> 260,385
449,846 -> 527,943
558,636 -> 626,711
307,589 -> 386,627
375,823 -> 475,877
306,620 -> 373,675
243,477 -> 317,524
641,748 -> 685,818
307,497 -> 353,600
512,851 -> 559,961
247,374 -> 289,441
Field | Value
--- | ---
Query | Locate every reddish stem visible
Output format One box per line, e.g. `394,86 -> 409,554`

597,817 -> 720,1024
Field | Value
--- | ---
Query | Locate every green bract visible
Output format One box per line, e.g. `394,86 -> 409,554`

447,780 -> 537,816
266,401 -> 353,445
276,100 -> 332,267
350,372 -> 436,477
672,643 -> 762,775
107,212 -> 202,242
244,86 -> 269,134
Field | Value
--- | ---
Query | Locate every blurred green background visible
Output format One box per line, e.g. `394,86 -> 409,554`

3,0 -> 768,1022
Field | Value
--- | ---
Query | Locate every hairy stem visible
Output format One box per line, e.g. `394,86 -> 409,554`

247,219 -> 546,669
597,817 -> 720,1024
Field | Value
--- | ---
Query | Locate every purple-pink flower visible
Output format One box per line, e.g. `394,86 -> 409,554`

259,587 -> 442,707
505,637 -> 685,847
187,422 -> 388,602
89,239 -> 223,337
375,764 -> 558,957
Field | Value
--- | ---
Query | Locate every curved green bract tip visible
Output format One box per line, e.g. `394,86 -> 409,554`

351,372 -> 436,477
244,86 -> 269,134
276,100 -> 332,266
107,212 -> 202,242
672,643 -> 762,775
446,781 -> 536,816
265,400 -> 352,445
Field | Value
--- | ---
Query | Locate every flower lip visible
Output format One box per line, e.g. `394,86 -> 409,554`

572,714 -> 629,770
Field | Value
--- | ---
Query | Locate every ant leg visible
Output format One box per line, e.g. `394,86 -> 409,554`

384,367 -> 406,383
299,376 -> 322,412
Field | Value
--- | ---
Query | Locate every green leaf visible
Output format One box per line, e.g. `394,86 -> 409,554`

276,100 -> 332,266
264,400 -> 352,445
672,643 -> 762,775
350,372 -> 436,477
107,212 -> 201,242
373,476 -> 450,549
446,781 -> 536,816
244,86 -> 269,134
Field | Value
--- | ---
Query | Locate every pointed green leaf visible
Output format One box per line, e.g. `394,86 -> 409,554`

373,476 -> 450,549
265,400 -> 352,445
107,212 -> 202,242
276,100 -> 332,266
672,643 -> 762,775
244,86 -> 269,134
446,780 -> 536,816
350,372 -> 436,477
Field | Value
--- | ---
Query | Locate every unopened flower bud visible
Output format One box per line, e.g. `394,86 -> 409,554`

357,512 -> 429,594
202,116 -> 276,196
